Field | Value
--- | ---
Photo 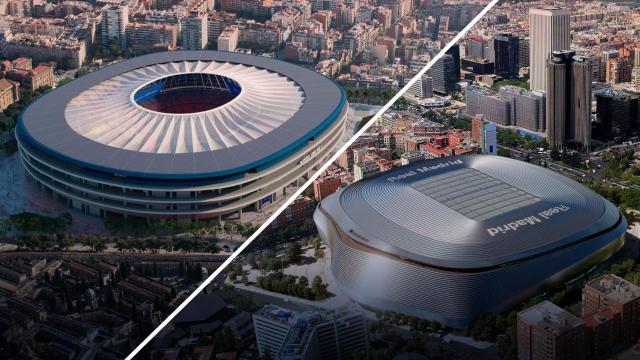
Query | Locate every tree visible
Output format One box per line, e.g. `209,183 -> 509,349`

497,148 -> 512,158
285,242 -> 303,264
311,275 -> 327,298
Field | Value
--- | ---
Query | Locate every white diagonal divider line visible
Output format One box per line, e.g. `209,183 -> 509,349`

126,1 -> 499,357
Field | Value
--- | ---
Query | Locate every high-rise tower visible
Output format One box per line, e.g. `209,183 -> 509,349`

529,7 -> 570,92
546,51 -> 593,149
494,33 -> 519,79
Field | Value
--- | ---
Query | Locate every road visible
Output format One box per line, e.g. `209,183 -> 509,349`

0,250 -> 229,263
503,145 -> 636,190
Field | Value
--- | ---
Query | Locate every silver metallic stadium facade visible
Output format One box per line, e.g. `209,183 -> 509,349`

314,155 -> 626,328
17,51 -> 347,219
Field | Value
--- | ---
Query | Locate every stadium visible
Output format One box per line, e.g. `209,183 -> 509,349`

17,51 -> 347,219
314,155 -> 627,328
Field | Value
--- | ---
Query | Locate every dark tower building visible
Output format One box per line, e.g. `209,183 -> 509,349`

572,56 -> 593,149
494,33 -> 519,79
595,91 -> 639,140
546,51 -> 573,149
446,43 -> 461,81
427,53 -> 457,95
546,51 -> 592,149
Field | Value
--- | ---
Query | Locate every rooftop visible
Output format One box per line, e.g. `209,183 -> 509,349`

586,274 -> 640,304
328,155 -> 623,269
519,301 -> 583,335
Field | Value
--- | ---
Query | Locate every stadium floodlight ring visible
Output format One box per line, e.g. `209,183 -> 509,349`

17,51 -> 347,219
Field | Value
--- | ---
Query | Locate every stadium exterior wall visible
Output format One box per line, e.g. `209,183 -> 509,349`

314,157 -> 627,328
16,51 -> 348,220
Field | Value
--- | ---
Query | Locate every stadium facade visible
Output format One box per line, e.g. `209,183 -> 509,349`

314,155 -> 626,328
17,51 -> 347,219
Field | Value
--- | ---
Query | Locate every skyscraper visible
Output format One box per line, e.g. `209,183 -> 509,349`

633,48 -> 640,87
427,54 -> 456,95
518,37 -> 530,69
631,48 -> 640,87
100,4 -> 129,48
446,43 -> 461,81
546,51 -> 593,149
572,56 -> 593,149
494,33 -> 519,79
529,7 -> 570,92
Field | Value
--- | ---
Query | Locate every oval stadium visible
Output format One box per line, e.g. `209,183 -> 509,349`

17,51 -> 347,219
314,155 -> 626,328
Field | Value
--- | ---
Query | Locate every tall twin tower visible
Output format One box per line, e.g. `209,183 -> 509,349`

530,7 -> 592,149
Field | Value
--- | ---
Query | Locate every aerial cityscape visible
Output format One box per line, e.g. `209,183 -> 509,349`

0,0 -> 494,358
134,0 -> 640,359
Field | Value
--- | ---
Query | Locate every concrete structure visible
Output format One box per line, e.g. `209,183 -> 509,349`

181,12 -> 208,50
529,7 -> 570,92
518,301 -> 587,360
100,4 -> 128,48
315,156 -> 627,328
17,51 -> 347,220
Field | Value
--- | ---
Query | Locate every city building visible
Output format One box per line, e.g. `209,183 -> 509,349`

0,78 -> 19,111
313,176 -> 341,201
181,12 -> 208,50
447,43 -> 461,81
406,74 -> 432,99
126,23 -> 178,51
606,58 -> 632,84
471,117 -> 497,155
17,51 -> 347,220
632,48 -> 640,87
314,156 -> 627,328
427,54 -> 457,95
6,64 -> 54,92
100,4 -> 128,48
529,7 -> 570,92
253,305 -> 368,360
594,90 -> 639,140
546,51 -> 593,149
518,36 -> 529,69
353,159 -> 380,181
583,308 -> 621,360
517,301 -> 587,360
218,25 -> 239,52
493,33 -> 519,79
583,274 -> 640,345
465,85 -> 510,126
461,57 -> 494,76
499,86 -> 545,132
